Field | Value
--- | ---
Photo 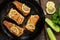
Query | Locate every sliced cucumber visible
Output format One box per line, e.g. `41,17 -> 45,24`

47,27 -> 56,40
45,18 -> 60,32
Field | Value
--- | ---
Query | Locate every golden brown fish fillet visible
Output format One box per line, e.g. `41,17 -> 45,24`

3,20 -> 24,37
27,15 -> 39,25
13,1 -> 31,16
8,8 -> 24,24
25,15 -> 39,32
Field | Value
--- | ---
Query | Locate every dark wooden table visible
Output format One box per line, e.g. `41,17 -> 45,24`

35,0 -> 60,40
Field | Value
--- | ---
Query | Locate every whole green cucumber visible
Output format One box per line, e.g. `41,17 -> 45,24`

47,27 -> 56,40
45,18 -> 60,32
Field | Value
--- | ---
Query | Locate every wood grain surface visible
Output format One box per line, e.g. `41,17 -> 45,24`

40,0 -> 60,40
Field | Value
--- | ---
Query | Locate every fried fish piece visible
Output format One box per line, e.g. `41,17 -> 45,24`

3,20 -> 24,37
25,24 -> 35,32
13,1 -> 31,16
27,15 -> 39,25
25,15 -> 39,32
8,8 -> 24,24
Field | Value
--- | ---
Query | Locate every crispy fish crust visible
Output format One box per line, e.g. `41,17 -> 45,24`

25,15 -> 39,32
3,20 -> 24,37
8,8 -> 24,24
13,1 -> 31,16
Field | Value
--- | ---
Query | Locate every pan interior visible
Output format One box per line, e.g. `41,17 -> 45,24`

0,0 -> 45,40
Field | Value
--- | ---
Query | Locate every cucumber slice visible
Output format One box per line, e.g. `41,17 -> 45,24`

45,18 -> 60,32
47,27 -> 56,40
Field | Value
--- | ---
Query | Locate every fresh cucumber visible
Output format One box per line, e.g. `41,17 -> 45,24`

47,27 -> 56,40
45,18 -> 60,32
58,6 -> 60,16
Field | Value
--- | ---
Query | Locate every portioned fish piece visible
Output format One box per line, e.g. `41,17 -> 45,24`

25,15 -> 39,32
27,15 -> 39,25
3,20 -> 24,37
8,8 -> 24,24
13,1 -> 31,16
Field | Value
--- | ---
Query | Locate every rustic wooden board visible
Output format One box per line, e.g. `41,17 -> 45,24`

40,0 -> 60,40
